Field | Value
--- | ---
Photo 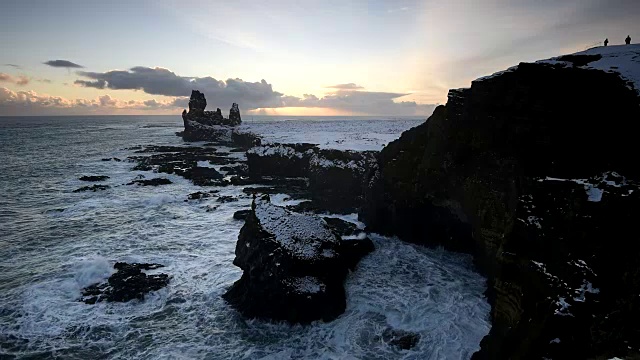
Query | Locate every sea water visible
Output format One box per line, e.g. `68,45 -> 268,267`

0,115 -> 490,359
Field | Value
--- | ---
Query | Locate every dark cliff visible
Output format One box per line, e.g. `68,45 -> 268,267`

361,45 -> 640,358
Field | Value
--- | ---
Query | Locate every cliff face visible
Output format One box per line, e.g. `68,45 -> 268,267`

361,45 -> 640,359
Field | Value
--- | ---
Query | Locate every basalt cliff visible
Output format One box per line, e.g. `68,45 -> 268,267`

361,44 -> 640,358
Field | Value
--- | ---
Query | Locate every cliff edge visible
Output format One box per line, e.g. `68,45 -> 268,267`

361,44 -> 640,359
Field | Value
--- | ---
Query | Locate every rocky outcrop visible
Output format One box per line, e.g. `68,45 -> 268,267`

73,184 -> 110,192
79,175 -> 109,182
308,150 -> 377,213
223,195 -> 373,324
361,45 -> 640,359
80,262 -> 169,304
246,144 -> 378,213
181,90 -> 259,147
246,143 -> 317,178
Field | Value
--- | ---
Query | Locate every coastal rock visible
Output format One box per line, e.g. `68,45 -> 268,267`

81,262 -> 169,304
246,143 -> 317,178
233,209 -> 251,220
73,184 -> 110,192
361,45 -> 640,359
79,175 -> 110,182
229,103 -> 241,126
381,328 -> 421,350
223,195 -> 372,323
308,150 -> 377,213
127,177 -> 172,186
181,90 -> 260,147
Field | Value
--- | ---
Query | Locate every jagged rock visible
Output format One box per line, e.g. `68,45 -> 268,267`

181,90 -> 260,146
246,143 -> 318,178
187,190 -> 219,200
229,103 -> 241,126
73,184 -> 110,192
127,178 -> 172,186
361,45 -> 640,359
216,195 -> 238,203
223,195 -> 372,324
308,150 -> 378,213
79,175 -> 110,182
80,262 -> 169,304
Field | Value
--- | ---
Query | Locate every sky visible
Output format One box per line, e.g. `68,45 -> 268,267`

0,0 -> 638,116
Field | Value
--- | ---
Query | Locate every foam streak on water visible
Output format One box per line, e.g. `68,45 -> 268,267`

0,115 -> 489,359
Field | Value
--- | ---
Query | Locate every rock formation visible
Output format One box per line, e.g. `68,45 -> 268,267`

80,262 -> 169,304
246,143 -> 377,213
223,195 -> 373,323
361,44 -> 640,359
181,90 -> 259,147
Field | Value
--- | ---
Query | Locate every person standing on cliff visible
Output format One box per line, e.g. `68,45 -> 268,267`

604,38 -> 609,46
626,35 -> 631,45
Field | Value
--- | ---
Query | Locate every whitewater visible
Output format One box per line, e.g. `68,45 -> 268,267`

0,115 -> 490,359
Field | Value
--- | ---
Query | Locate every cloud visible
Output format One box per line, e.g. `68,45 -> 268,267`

37,78 -> 52,83
74,67 -> 435,115
3,64 -> 21,69
43,60 -> 84,69
325,83 -> 364,90
0,87 -> 179,115
0,73 -> 29,86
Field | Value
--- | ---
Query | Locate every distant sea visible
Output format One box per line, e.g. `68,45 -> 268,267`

0,115 -> 490,359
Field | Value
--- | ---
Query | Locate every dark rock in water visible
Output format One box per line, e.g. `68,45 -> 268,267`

361,48 -> 640,359
127,178 -> 172,186
216,195 -> 238,203
101,157 -> 121,162
81,262 -> 169,304
79,175 -> 110,182
220,164 -> 249,176
285,200 -> 319,213
223,195 -> 372,324
73,184 -> 110,192
381,328 -> 420,350
187,190 -> 219,200
246,143 -> 318,178
233,209 -> 251,220
181,90 -> 261,146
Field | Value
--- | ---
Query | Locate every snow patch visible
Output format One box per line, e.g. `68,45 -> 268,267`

254,197 -> 339,260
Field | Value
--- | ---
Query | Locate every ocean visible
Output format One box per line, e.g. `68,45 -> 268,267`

0,115 -> 490,359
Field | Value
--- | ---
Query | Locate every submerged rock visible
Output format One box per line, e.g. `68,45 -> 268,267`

127,178 -> 172,186
381,328 -> 421,350
79,175 -> 110,182
73,184 -> 110,192
223,195 -> 372,324
81,262 -> 169,304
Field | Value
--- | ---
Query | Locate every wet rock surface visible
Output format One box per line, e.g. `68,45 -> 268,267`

361,52 -> 640,359
127,178 -> 172,186
80,262 -> 169,304
79,175 -> 110,182
73,184 -> 110,192
223,195 -> 372,324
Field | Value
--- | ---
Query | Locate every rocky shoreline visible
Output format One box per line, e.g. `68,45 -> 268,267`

77,44 -> 640,359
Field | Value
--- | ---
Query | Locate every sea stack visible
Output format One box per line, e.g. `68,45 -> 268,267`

223,195 -> 373,324
181,90 -> 259,147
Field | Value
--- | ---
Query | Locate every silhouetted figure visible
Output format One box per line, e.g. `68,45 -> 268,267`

604,38 -> 609,46
625,35 -> 631,45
